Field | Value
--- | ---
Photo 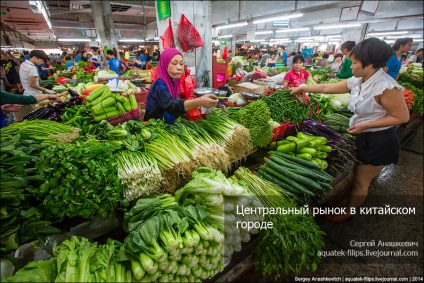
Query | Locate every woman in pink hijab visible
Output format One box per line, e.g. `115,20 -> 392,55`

144,48 -> 218,124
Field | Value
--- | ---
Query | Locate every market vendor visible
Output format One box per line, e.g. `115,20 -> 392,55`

144,48 -> 218,124
291,37 -> 410,222
282,54 -> 318,88
328,41 -> 355,79
0,90 -> 59,128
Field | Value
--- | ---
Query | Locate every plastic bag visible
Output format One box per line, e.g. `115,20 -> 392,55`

151,66 -> 158,83
160,18 -> 175,49
221,46 -> 228,60
178,14 -> 204,52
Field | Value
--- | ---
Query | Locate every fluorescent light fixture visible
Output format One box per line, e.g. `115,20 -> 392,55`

154,37 -> 159,40
30,1 -> 53,29
298,36 -> 324,40
255,31 -> 273,35
216,22 -> 247,30
249,40 -> 263,42
260,42 -> 269,44
414,39 -> 424,42
270,38 -> 290,42
367,31 -> 409,36
384,40 -> 395,44
218,35 -> 233,38
119,39 -> 145,42
212,40 -> 220,45
295,40 -> 314,43
314,23 -> 361,30
275,27 -> 310,33
57,38 -> 92,42
304,43 -> 319,46
386,35 -> 422,39
253,13 -> 303,24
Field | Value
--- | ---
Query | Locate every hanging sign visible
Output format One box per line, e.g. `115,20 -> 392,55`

220,38 -> 227,45
157,0 -> 171,21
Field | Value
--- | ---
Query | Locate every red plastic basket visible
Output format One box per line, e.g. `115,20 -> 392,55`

134,90 -> 149,108
107,107 -> 141,126
271,122 -> 290,142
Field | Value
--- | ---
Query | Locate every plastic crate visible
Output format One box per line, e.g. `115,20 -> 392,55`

134,90 -> 148,108
271,122 -> 290,142
107,107 -> 141,126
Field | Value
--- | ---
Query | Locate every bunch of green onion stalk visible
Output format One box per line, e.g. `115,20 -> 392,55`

116,151 -> 163,201
0,120 -> 76,144
168,120 -> 232,173
197,109 -> 253,163
123,194 -> 225,282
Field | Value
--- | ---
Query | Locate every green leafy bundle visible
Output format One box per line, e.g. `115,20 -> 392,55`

399,81 -> 423,115
229,100 -> 273,148
309,68 -> 331,83
36,139 -> 128,221
398,72 -> 423,89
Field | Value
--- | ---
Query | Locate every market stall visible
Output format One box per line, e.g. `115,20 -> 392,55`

0,54 -> 422,283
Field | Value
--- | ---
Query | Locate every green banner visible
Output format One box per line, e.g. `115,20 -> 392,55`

220,38 -> 227,45
157,0 -> 171,21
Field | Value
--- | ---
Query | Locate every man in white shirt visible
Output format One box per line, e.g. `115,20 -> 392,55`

19,50 -> 55,96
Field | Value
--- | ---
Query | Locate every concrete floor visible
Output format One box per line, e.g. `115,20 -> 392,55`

235,122 -> 423,282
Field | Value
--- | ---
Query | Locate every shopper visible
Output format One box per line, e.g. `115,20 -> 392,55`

281,48 -> 288,65
286,52 -> 297,70
90,47 -> 102,69
291,37 -> 410,222
282,54 -> 318,88
311,53 -> 319,65
75,51 -> 83,63
22,51 -> 30,62
329,41 -> 355,79
19,50 -> 56,96
151,52 -> 159,64
37,59 -> 54,81
65,56 -> 75,70
329,53 -> 343,73
406,48 -> 423,64
81,51 -> 88,62
106,50 -> 125,74
316,53 -> 329,67
137,49 -> 148,67
1,90 -> 59,128
259,51 -> 269,67
0,52 -> 23,92
384,37 -> 413,80
265,53 -> 277,67
142,56 -> 153,70
144,48 -> 218,124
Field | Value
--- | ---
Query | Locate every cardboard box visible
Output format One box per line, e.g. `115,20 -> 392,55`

14,104 -> 35,122
233,82 -> 267,95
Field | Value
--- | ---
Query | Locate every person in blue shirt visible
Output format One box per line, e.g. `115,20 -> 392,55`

144,48 -> 218,124
383,37 -> 413,80
137,49 -> 148,67
75,51 -> 82,63
281,48 -> 288,65
106,50 -> 125,74
65,56 -> 74,70
22,51 -> 30,62
37,59 -> 53,80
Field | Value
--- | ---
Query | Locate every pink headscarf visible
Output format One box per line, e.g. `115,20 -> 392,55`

157,48 -> 182,99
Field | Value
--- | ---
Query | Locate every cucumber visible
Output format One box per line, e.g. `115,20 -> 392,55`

268,151 -> 322,170
86,85 -> 109,102
276,139 -> 310,153
264,158 -> 323,192
129,94 -> 138,110
258,168 -> 308,197
117,102 -> 126,114
296,147 -> 317,156
269,155 -> 331,181
93,106 -> 117,116
295,153 -> 313,160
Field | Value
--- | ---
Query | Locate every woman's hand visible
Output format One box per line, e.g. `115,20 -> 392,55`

347,124 -> 366,135
1,104 -> 22,114
328,73 -> 336,78
197,94 -> 219,108
290,87 -> 302,94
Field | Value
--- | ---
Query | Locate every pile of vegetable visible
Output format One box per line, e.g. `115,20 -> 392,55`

35,138 -> 128,221
398,70 -> 423,89
269,132 -> 333,170
309,68 -> 331,83
399,82 -> 423,115
85,85 -> 139,122
259,151 -> 334,201
323,113 -> 353,139
234,167 -> 325,278
262,90 -> 321,124
301,118 -> 357,173
227,100 -> 273,148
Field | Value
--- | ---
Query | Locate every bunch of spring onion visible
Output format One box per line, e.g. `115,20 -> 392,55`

175,167 -> 263,260
234,167 -> 325,278
116,150 -> 163,201
144,129 -> 194,193
168,120 -> 232,172
122,196 -> 224,282
0,120 -> 77,144
197,108 -> 253,163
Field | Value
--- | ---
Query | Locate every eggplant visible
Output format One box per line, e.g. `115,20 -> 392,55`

68,89 -> 80,98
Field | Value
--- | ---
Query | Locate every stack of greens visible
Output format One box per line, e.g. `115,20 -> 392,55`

234,167 -> 325,279
228,100 -> 273,148
36,139 -> 128,221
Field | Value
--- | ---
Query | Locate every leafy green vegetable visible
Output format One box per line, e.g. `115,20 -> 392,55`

2,257 -> 57,282
36,139 -> 128,221
229,100 -> 273,148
